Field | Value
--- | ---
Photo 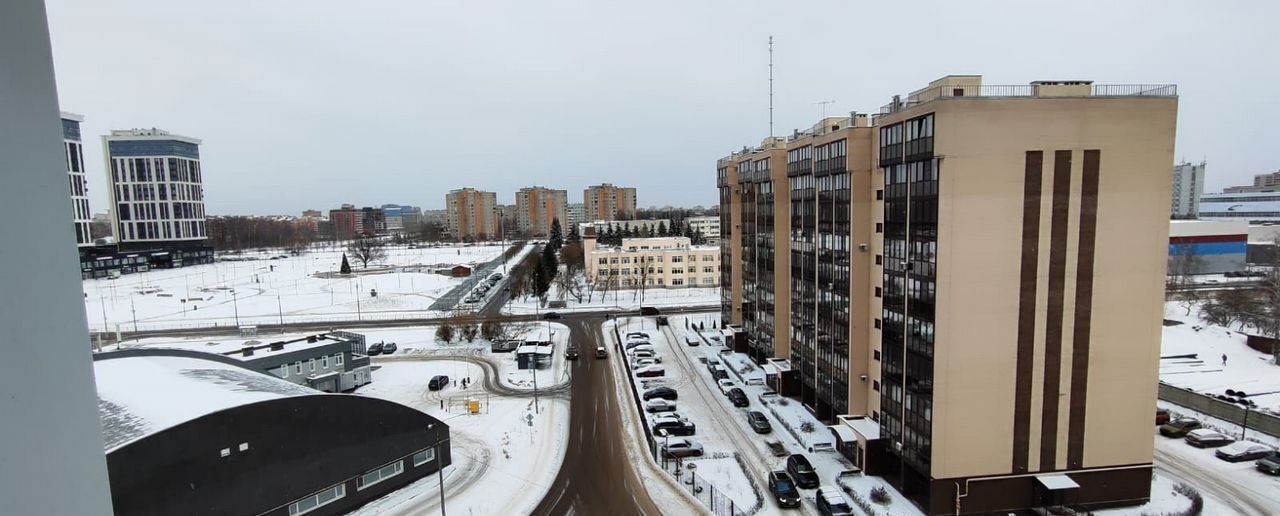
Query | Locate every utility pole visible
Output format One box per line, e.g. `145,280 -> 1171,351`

231,290 -> 240,328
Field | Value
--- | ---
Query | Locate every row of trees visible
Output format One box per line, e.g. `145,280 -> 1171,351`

207,216 -> 319,251
434,317 -> 516,344
594,220 -> 708,247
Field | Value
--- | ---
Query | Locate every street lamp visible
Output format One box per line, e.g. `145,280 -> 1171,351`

427,414 -> 465,516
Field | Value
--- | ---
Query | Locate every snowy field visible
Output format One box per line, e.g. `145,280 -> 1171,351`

82,244 -> 507,332
1161,301 -> 1280,416
504,285 -> 719,315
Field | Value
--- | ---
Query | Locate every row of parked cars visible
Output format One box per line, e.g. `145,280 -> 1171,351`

365,340 -> 397,355
461,272 -> 504,305
1157,411 -> 1280,474
626,331 -> 666,378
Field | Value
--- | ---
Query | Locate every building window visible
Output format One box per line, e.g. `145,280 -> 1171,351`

335,354 -> 344,366
413,447 -> 437,467
219,448 -> 230,458
875,287 -> 882,298
875,222 -> 883,233
873,380 -> 880,392
876,189 -> 883,200
672,256 -> 683,263
281,366 -> 289,378
874,350 -> 881,361
672,279 -> 684,286
598,258 -> 607,265
309,359 -> 316,372
874,318 -> 881,329
295,362 -> 302,374
875,255 -> 882,265
321,356 -> 329,369
288,483 -> 346,515
239,442 -> 249,451
357,460 -> 404,490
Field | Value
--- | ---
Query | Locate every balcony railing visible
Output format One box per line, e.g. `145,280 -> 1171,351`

879,83 -> 1177,114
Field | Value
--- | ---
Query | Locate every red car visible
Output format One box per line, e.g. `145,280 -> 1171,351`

635,365 -> 665,378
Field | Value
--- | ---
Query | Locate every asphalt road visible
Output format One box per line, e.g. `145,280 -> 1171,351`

529,316 -> 664,516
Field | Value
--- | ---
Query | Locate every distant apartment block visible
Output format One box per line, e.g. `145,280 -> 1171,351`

445,188 -> 498,240
329,205 -> 385,238
301,209 -> 323,218
720,75 -> 1178,514
1223,169 -> 1280,193
686,215 -> 721,243
1171,161 -> 1205,218
515,186 -> 568,237
102,128 -> 207,247
566,202 -> 585,228
61,112 -> 93,246
584,183 -> 637,221
583,236 -> 718,288
1199,191 -> 1280,223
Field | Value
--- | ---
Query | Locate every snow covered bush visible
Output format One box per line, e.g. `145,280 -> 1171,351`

870,486 -> 891,505
435,323 -> 455,343
1142,483 -> 1203,516
800,421 -> 815,433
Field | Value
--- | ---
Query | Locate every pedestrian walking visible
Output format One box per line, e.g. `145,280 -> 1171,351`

1222,353 -> 1228,366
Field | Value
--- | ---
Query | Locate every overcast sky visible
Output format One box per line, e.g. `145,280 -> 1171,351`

46,0 -> 1279,216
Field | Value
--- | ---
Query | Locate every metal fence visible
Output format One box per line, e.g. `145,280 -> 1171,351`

660,454 -> 755,516
1157,382 -> 1280,438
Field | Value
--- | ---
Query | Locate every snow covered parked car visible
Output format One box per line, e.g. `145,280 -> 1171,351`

1216,442 -> 1275,462
635,365 -> 665,378
1184,429 -> 1233,448
645,399 -> 677,413
659,438 -> 704,458
717,379 -> 738,395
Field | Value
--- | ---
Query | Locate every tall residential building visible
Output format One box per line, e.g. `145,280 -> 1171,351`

61,112 -> 92,246
566,202 -> 586,229
736,137 -> 793,365
514,186 -> 568,237
445,188 -> 498,240
1223,169 -> 1280,193
1170,161 -> 1205,218
584,183 -> 637,221
719,76 -> 1178,515
102,128 -> 207,248
329,204 -> 362,238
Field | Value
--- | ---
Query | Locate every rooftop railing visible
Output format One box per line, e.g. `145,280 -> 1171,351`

879,83 -> 1177,115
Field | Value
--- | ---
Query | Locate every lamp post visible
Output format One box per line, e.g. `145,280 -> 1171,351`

428,414 -> 465,516
231,289 -> 241,328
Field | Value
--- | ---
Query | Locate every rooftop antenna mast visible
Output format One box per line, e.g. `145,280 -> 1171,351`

768,35 -> 774,137
815,100 -> 836,119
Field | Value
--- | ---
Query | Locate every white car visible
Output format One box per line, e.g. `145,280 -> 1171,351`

684,335 -> 701,346
628,345 -> 656,356
659,438 -> 704,458
644,398 -> 677,413
1215,441 -> 1275,462
717,379 -> 737,394
626,331 -> 650,339
631,357 -> 657,369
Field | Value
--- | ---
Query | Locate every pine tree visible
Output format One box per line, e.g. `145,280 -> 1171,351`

567,222 -> 581,244
339,253 -> 351,275
656,221 -> 667,237
541,243 -> 559,282
548,217 -> 563,250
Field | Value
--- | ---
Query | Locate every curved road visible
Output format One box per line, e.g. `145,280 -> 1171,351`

530,316 -> 663,516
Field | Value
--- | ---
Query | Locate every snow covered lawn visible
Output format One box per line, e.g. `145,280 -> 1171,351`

1161,301 -> 1280,416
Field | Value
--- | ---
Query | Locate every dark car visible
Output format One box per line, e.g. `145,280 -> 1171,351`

656,315 -> 669,326
767,470 -> 801,508
1256,451 -> 1280,475
786,454 -> 819,489
652,417 -> 696,436
1184,429 -> 1234,448
381,342 -> 397,354
644,387 -> 678,401
1216,442 -> 1275,463
710,367 -> 730,381
747,411 -> 773,434
1155,408 -> 1171,426
1159,418 -> 1202,438
640,306 -> 660,316
816,487 -> 854,516
543,312 -> 563,320
366,342 -> 383,356
565,344 -> 579,360
727,388 -> 749,407
427,375 -> 450,391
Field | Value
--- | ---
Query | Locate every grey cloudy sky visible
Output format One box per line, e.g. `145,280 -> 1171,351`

46,0 -> 1279,216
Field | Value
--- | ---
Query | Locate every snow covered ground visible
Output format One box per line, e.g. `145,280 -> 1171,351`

82,243 -> 507,332
1161,301 -> 1280,416
504,286 -> 719,315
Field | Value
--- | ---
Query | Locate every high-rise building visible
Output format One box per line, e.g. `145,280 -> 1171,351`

566,202 -> 586,229
61,112 -> 92,246
719,76 -> 1178,514
329,204 -> 361,238
514,186 -> 568,237
736,137 -> 794,365
102,128 -> 207,248
1222,169 -> 1280,193
381,204 -> 405,231
445,188 -> 498,240
1170,161 -> 1205,218
584,183 -> 636,221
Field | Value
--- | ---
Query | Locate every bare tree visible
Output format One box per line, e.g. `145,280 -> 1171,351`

346,237 -> 387,269
1168,244 -> 1205,315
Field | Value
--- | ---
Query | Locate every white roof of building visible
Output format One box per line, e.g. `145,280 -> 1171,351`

1168,219 -> 1248,237
96,354 -> 316,451
123,334 -> 346,361
1036,474 -> 1080,491
835,415 -> 881,440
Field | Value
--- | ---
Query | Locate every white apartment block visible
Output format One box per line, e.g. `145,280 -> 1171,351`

61,112 -> 92,246
686,215 -> 721,242
1171,161 -> 1205,219
584,236 -> 719,288
102,128 -> 207,245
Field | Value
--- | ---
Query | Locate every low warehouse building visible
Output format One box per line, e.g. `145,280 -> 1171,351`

1168,220 -> 1247,274
95,351 -> 450,516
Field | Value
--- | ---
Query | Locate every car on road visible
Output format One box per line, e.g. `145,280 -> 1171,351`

727,388 -> 749,407
626,331 -> 650,339
1184,429 -> 1233,448
786,454 -> 819,489
427,375 -> 450,391
542,312 -> 563,320
595,346 -> 607,359
656,316 -> 669,326
643,387 -> 678,401
652,417 -> 696,436
381,342 -> 397,354
640,306 -> 660,316
767,471 -> 801,508
489,273 -> 503,281
645,399 -> 677,413
659,438 -> 704,458
565,344 -> 579,360
717,379 -> 738,395
816,486 -> 855,516
1256,451 -> 1280,475
635,365 -> 665,377
1159,418 -> 1202,438
366,342 -> 383,356
747,411 -> 773,434
685,335 -> 701,346
1216,442 -> 1275,463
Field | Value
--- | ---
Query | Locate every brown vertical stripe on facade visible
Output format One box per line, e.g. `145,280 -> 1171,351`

1067,150 -> 1100,468
1012,151 -> 1043,473
1040,150 -> 1073,471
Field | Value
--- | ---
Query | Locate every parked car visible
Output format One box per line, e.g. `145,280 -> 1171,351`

656,316 -> 669,326
1159,418 -> 1202,438
631,358 -> 657,369
628,346 -> 657,357
659,438 -> 704,458
816,486 -> 855,516
685,335 -> 701,346
746,411 -> 773,434
542,312 -> 563,320
381,342 -> 397,354
595,346 -> 608,359
635,365 -> 665,378
427,375 -> 450,391
652,417 -> 696,436
626,331 -> 650,339
1155,408 -> 1170,425
645,399 -> 677,413
489,273 -> 503,281
727,388 -> 749,407
366,342 -> 383,356
643,387 -> 678,401
1255,451 -> 1280,475
786,454 -> 820,488
1184,429 -> 1234,448
1216,442 -> 1275,463
625,340 -> 652,351
717,379 -> 738,395
709,334 -> 723,345
710,367 -> 730,380
767,471 -> 801,508
565,344 -> 579,360
640,306 -> 660,316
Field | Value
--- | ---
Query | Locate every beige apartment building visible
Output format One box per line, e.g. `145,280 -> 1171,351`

584,183 -> 637,221
720,75 -> 1178,515
584,236 -> 719,289
514,186 -> 568,237
444,188 -> 498,240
